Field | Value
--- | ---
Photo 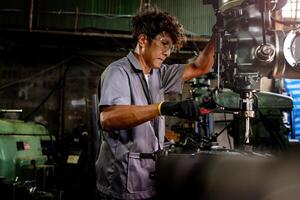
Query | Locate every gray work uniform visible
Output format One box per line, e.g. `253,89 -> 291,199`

96,51 -> 184,199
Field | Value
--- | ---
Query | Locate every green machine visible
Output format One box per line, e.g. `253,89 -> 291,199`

192,86 -> 293,153
0,119 -> 52,181
215,90 -> 293,152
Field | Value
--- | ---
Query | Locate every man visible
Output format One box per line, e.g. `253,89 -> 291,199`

96,8 -> 215,200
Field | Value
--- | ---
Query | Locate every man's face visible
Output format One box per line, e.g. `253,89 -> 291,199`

144,32 -> 175,69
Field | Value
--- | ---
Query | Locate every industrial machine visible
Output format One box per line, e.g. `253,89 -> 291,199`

209,0 -> 297,148
0,119 -> 51,181
0,103 -> 98,200
186,85 -> 293,153
196,0 -> 299,151
0,109 -> 62,200
156,0 -> 300,199
164,0 -> 300,153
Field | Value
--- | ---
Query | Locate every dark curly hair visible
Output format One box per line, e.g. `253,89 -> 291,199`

131,8 -> 186,49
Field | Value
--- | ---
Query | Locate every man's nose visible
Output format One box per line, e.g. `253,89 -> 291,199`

163,48 -> 171,57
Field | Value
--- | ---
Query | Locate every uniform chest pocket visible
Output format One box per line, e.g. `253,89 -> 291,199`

126,152 -> 155,193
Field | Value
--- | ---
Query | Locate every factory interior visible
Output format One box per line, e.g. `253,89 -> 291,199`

1,0 -> 300,199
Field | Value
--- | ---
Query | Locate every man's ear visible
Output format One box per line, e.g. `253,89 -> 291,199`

137,34 -> 148,48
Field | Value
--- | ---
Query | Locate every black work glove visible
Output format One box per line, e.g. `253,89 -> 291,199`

159,99 -> 199,119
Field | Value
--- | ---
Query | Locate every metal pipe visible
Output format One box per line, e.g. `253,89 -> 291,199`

37,10 -> 134,18
0,27 -> 133,38
74,7 -> 79,32
259,0 -> 267,45
0,109 -> 23,113
29,0 -> 34,32
0,27 -> 210,44
0,9 -> 23,13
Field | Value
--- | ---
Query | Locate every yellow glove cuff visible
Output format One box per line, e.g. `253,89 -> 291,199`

158,101 -> 164,115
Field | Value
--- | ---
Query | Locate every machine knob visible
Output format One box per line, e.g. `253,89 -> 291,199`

255,43 -> 275,63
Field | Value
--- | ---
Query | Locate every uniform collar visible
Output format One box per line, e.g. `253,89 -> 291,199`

126,51 -> 153,74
